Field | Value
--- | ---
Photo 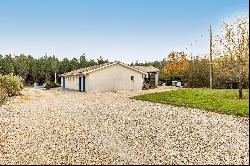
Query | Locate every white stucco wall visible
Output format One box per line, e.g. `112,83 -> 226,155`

155,72 -> 159,86
86,64 -> 144,92
61,77 -> 64,88
63,75 -> 79,90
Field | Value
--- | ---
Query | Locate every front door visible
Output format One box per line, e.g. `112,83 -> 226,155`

63,77 -> 65,88
82,76 -> 85,92
79,77 -> 82,91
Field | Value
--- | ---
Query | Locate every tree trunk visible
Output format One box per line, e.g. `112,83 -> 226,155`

239,83 -> 243,99
239,63 -> 244,99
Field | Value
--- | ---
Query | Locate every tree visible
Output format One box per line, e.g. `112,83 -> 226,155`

79,54 -> 88,68
59,58 -> 71,74
48,55 -> 59,82
14,54 -> 31,81
70,58 -> 80,70
0,55 -> 15,75
97,56 -> 109,64
149,60 -> 163,69
0,54 -> 114,84
163,51 -> 189,84
0,54 -> 3,73
215,17 -> 249,99
186,56 -> 210,87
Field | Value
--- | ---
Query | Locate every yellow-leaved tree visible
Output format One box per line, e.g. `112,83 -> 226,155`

214,16 -> 249,99
163,51 -> 189,84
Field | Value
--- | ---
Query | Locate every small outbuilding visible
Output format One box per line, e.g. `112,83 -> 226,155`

133,65 -> 160,87
60,61 -> 147,92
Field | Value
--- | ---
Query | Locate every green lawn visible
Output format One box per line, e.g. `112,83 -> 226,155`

132,88 -> 249,117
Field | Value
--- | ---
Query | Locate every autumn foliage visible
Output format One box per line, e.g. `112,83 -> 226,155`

163,51 -> 189,75
162,52 -> 210,87
162,17 -> 249,92
213,17 -> 249,98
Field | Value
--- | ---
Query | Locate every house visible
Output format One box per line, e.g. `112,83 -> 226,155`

60,61 -> 148,92
132,65 -> 160,87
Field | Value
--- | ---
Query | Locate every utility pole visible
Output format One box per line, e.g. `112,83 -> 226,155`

209,25 -> 213,89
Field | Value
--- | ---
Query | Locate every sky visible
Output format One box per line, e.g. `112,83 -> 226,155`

0,0 -> 249,63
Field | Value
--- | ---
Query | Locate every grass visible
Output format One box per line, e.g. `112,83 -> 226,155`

131,88 -> 249,117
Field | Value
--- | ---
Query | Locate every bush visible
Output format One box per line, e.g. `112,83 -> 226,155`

45,82 -> 60,89
0,88 -> 8,104
13,75 -> 24,89
0,74 -> 22,100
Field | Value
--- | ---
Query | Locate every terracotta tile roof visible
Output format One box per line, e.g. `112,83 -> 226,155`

132,65 -> 160,73
65,62 -> 114,75
61,61 -> 146,76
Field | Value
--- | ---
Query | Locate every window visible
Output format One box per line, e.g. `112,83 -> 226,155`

131,76 -> 134,81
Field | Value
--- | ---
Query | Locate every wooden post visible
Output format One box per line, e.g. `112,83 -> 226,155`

54,72 -> 57,83
209,25 -> 213,89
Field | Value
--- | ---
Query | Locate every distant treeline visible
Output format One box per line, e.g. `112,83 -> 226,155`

0,54 -> 110,85
0,54 -> 163,85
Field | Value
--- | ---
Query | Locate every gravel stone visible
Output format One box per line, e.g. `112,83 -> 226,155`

0,87 -> 249,165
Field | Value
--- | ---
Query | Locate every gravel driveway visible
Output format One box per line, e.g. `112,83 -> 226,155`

0,87 -> 249,165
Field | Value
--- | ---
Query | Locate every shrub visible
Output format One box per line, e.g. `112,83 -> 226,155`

45,82 -> 60,89
13,75 -> 24,89
0,88 -> 8,104
45,82 -> 51,89
0,74 -> 22,98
